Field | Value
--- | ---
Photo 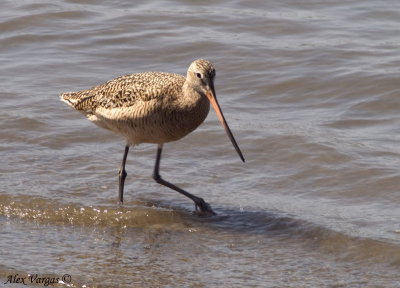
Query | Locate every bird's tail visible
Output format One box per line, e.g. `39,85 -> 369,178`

60,92 -> 96,112
59,92 -> 78,107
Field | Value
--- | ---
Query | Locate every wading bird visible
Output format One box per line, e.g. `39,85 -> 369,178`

60,59 -> 244,214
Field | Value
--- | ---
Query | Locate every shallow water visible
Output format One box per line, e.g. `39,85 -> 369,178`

1,0 -> 400,287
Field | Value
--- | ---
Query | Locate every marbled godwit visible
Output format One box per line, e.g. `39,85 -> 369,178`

60,59 -> 244,214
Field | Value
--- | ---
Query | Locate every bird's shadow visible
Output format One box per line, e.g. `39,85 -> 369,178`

134,198 -> 308,237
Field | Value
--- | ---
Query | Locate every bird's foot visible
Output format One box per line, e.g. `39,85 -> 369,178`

194,198 -> 216,216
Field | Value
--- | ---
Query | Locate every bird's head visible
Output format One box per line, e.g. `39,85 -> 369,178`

187,59 -> 216,95
186,59 -> 245,163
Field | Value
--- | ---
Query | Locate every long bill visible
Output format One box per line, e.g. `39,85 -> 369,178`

206,85 -> 245,163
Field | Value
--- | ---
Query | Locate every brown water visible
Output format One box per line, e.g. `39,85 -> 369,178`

1,0 -> 400,287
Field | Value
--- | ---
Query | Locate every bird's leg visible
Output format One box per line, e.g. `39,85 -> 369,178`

152,144 -> 215,215
118,145 -> 129,204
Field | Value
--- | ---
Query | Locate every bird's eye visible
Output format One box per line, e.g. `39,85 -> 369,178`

196,73 -> 202,79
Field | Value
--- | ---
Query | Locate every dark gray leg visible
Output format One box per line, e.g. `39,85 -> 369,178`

118,145 -> 129,204
152,144 -> 215,215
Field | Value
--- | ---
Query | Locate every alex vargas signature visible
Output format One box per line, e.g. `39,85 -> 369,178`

4,273 -> 71,286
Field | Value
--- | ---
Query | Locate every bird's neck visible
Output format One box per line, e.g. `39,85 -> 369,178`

182,82 -> 206,108
178,82 -> 210,121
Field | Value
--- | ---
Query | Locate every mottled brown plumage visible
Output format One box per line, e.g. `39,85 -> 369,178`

60,59 -> 244,214
61,69 -> 211,145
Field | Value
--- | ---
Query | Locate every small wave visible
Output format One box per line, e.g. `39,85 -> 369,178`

2,194 -> 399,268
0,194 -> 187,228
